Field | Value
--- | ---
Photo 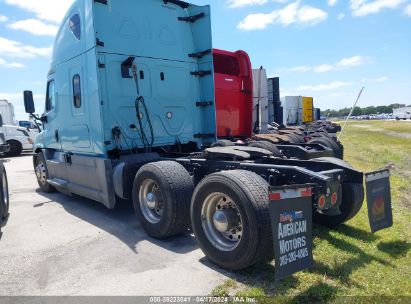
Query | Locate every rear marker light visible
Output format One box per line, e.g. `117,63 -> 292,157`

318,195 -> 326,208
331,192 -> 338,205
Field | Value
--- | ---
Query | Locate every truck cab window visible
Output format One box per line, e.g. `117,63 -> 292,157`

46,80 -> 55,112
69,14 -> 81,40
73,74 -> 82,108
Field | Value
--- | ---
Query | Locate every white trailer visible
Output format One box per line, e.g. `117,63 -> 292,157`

252,68 -> 269,134
0,100 -> 16,126
393,107 -> 411,120
281,96 -> 314,125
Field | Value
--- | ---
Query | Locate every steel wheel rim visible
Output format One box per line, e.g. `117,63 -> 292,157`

139,179 -> 164,224
2,170 -> 8,208
35,161 -> 47,186
201,192 -> 243,252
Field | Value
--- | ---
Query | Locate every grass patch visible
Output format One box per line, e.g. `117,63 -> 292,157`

211,121 -> 411,300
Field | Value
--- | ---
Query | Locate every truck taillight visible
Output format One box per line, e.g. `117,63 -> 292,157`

28,138 -> 33,144
318,195 -> 326,209
331,192 -> 338,205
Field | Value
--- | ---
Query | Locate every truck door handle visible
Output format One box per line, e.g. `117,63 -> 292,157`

55,130 -> 59,142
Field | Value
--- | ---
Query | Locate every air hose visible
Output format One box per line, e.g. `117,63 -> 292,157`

132,63 -> 154,152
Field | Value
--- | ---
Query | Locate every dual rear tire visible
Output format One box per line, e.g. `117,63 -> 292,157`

133,163 -> 273,270
132,160 -> 364,270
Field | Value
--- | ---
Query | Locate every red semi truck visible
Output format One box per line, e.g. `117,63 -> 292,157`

213,49 -> 253,139
212,49 -> 344,159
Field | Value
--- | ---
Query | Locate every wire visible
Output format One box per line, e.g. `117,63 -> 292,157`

132,63 -> 154,152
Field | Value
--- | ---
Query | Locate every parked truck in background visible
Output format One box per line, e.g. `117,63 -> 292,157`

393,107 -> 411,120
0,100 -> 35,155
0,100 -> 16,126
212,48 -> 344,159
23,0 -> 388,272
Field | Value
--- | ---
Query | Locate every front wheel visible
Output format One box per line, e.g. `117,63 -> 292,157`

34,152 -> 55,193
0,164 -> 9,219
191,170 -> 273,270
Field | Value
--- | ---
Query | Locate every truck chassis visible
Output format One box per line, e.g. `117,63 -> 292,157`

33,145 -> 364,270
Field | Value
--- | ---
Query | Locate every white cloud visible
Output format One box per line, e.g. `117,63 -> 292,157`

297,81 -> 353,91
337,13 -> 345,20
227,0 -> 290,8
314,64 -> 334,72
283,55 -> 369,73
350,0 -> 406,17
227,0 -> 269,8
0,36 -> 52,59
8,19 -> 59,37
0,15 -> 9,23
0,58 -> 25,69
328,0 -> 338,6
336,55 -> 367,67
5,0 -> 74,24
292,65 -> 311,72
405,4 -> 411,16
238,1 -> 327,30
361,76 -> 389,82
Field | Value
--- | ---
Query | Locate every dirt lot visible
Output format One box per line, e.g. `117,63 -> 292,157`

0,154 -> 227,295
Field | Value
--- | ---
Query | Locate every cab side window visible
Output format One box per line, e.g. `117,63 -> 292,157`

69,14 -> 81,40
45,80 -> 56,112
73,74 -> 82,108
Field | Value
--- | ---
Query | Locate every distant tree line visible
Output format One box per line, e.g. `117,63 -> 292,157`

322,103 -> 410,118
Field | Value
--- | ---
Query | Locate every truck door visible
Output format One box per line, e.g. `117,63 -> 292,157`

42,79 -> 62,150
60,66 -> 92,153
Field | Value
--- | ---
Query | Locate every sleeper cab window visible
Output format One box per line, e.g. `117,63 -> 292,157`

46,80 -> 55,112
69,13 -> 81,40
73,74 -> 82,108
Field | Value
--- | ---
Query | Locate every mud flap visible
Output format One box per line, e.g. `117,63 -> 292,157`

365,169 -> 393,233
269,185 -> 314,280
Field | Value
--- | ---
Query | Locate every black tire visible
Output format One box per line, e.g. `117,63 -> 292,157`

308,137 -> 343,159
34,152 -> 56,193
313,183 -> 364,228
133,161 -> 194,238
5,140 -> 22,157
287,133 -> 305,143
212,140 -> 235,147
191,170 -> 273,270
248,141 -> 282,158
0,165 -> 9,220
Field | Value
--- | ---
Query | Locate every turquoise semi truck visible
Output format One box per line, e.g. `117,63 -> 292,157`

23,0 -> 384,271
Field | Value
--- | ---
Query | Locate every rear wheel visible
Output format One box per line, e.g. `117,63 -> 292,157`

5,140 -> 22,157
248,141 -> 283,157
133,161 -> 194,238
308,137 -> 343,159
313,183 -> 364,228
34,152 -> 56,193
191,170 -> 273,270
0,165 -> 9,219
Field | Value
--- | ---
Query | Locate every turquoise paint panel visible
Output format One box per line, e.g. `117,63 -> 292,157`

94,0 -> 216,150
37,0 -> 216,156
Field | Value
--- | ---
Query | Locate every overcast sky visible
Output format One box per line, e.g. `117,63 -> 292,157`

0,0 -> 410,120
